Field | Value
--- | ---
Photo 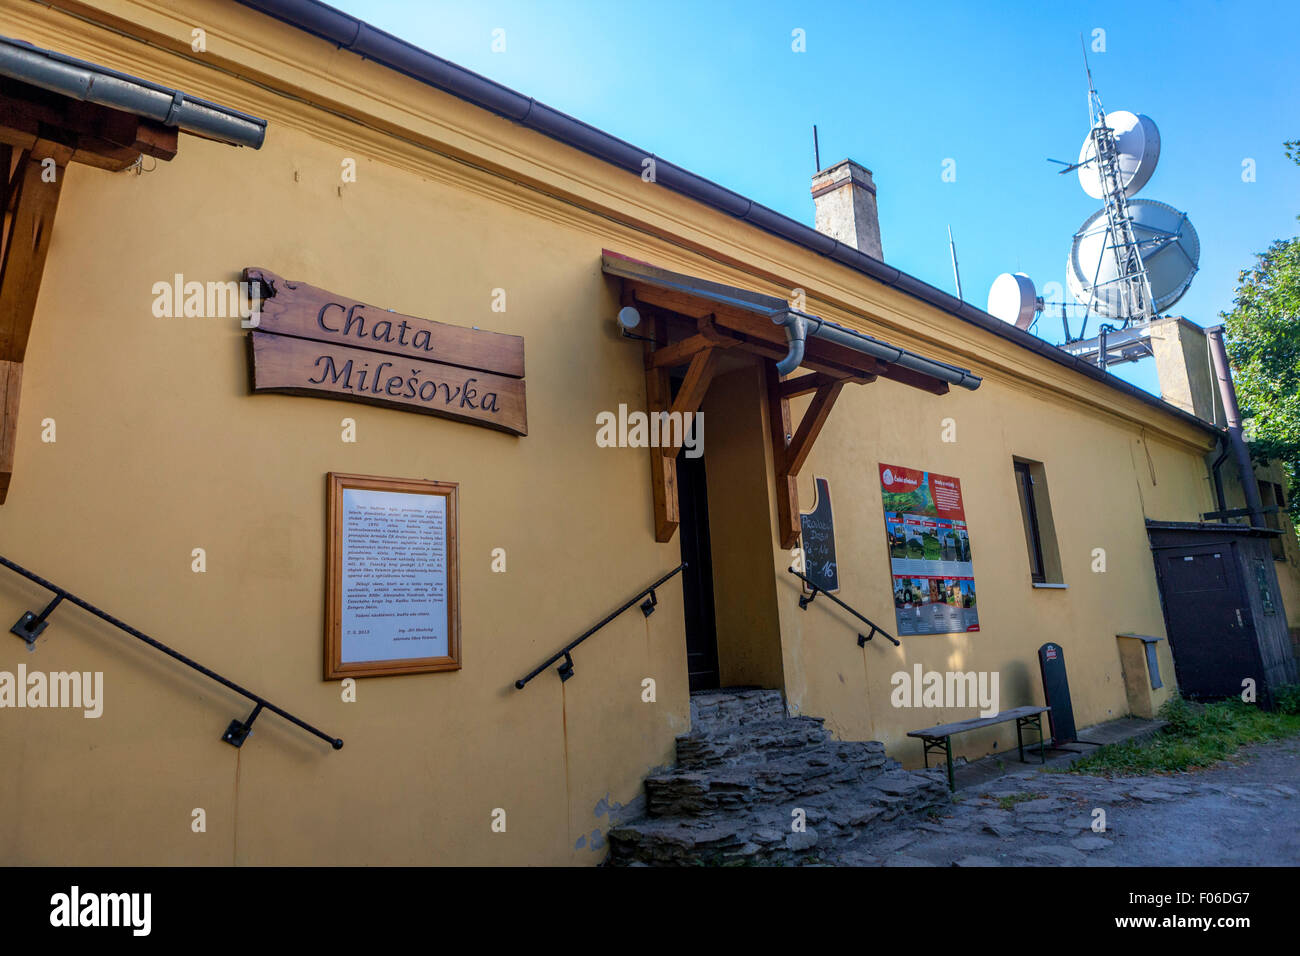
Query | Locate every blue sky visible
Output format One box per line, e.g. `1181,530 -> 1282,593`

331,0 -> 1299,396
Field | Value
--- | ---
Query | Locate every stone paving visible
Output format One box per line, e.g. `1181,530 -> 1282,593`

606,689 -> 949,865
831,735 -> 1300,866
605,689 -> 1300,866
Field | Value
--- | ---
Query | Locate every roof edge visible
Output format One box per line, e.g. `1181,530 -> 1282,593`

232,0 -> 1220,438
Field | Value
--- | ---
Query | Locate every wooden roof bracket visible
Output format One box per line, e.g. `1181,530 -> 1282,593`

0,55 -> 264,503
0,144 -> 66,502
767,359 -> 860,550
633,295 -> 732,540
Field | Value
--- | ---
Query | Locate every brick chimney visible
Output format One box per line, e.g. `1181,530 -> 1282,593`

811,159 -> 883,260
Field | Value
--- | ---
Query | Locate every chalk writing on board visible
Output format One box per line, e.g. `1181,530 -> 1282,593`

800,476 -> 839,593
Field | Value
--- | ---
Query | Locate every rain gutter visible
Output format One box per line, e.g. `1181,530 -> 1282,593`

0,35 -> 267,149
235,0 -> 1218,434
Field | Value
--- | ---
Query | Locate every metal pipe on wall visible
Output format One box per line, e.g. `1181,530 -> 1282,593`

1206,325 -> 1264,526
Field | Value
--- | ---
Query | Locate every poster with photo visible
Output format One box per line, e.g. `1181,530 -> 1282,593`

879,463 -> 979,636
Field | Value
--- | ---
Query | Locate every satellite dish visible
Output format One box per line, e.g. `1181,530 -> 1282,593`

1077,111 -> 1160,199
987,272 -> 1041,329
1066,198 -> 1200,317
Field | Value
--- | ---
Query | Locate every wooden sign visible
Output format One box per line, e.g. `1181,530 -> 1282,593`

325,473 -> 460,679
799,476 -> 839,593
249,332 -> 526,434
245,267 -> 526,435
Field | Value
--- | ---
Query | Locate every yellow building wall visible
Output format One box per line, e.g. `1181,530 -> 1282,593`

765,370 -> 1209,766
0,108 -> 709,861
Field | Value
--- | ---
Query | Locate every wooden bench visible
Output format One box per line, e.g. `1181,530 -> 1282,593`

907,705 -> 1050,791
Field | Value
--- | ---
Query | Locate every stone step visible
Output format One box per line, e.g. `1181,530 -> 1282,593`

688,688 -> 786,733
674,716 -> 832,770
607,774 -> 951,866
605,687 -> 951,865
646,741 -> 896,816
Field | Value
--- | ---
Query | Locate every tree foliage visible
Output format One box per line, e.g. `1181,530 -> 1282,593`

1223,142 -> 1300,514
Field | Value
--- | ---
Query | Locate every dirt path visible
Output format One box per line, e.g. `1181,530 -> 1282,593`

834,735 -> 1300,866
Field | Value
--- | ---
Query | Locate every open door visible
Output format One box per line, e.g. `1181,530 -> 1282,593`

676,447 -> 719,691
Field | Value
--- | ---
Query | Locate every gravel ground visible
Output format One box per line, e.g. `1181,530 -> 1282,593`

832,735 -> 1300,866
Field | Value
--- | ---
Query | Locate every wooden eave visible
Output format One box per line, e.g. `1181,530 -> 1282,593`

0,76 -> 182,503
605,251 -> 961,547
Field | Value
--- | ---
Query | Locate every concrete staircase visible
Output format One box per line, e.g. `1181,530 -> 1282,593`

606,689 -> 950,865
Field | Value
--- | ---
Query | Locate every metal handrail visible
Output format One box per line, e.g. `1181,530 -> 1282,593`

1,554 -> 343,751
515,563 -> 687,689
787,566 -> 901,647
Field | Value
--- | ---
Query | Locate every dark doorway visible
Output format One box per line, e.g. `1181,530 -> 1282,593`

1149,522 -> 1297,706
676,447 -> 720,691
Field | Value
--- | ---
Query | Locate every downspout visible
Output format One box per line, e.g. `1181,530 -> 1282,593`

1210,437 -> 1230,515
1207,325 -> 1264,525
775,313 -> 807,375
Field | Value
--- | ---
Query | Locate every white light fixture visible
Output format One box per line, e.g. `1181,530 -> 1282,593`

616,306 -> 641,331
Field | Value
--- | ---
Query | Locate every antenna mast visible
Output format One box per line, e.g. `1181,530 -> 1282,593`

1080,38 -> 1156,329
947,225 -> 963,301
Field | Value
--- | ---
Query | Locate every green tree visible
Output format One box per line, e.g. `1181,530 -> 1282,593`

1223,141 -> 1300,522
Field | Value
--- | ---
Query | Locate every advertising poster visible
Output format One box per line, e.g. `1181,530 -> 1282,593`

879,463 -> 979,635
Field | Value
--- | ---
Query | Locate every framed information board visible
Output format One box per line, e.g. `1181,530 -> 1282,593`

879,462 -> 979,636
325,472 -> 460,678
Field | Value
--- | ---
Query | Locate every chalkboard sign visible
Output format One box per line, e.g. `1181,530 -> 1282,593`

800,477 -> 839,593
1038,642 -> 1076,745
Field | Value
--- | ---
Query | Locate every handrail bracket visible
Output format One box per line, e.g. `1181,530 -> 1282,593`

1,554 -> 344,751
787,566 -> 901,647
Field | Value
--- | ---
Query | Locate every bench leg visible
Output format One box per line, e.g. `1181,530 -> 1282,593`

1038,715 -> 1047,764
1017,719 -> 1026,763
920,737 -> 955,791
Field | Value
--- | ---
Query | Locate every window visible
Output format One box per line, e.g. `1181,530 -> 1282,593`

1013,458 -> 1064,585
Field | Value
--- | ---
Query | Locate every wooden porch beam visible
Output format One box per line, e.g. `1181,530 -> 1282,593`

0,147 -> 66,503
0,78 -> 178,172
877,363 -> 950,395
765,360 -> 800,550
641,310 -> 679,542
645,326 -> 737,370
0,359 -> 20,504
783,380 -> 845,478
0,148 -> 65,363
661,346 -> 719,457
779,369 -> 874,399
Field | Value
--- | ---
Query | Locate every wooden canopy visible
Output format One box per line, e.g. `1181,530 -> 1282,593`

0,81 -> 180,502
603,251 -> 972,549
0,63 -> 254,502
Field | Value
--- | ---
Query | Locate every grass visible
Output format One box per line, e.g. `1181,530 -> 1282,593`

997,791 -> 1046,811
1067,692 -> 1300,777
